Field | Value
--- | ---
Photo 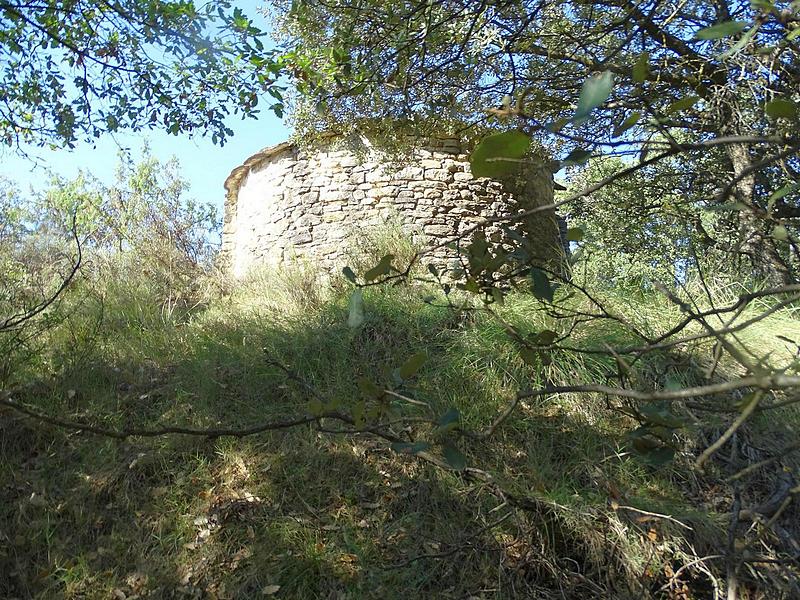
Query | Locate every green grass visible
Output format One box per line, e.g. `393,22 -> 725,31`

2,260 -> 799,598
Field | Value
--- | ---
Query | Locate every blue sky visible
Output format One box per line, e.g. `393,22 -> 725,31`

0,1 -> 287,212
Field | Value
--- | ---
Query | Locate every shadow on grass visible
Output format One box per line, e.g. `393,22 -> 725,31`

1,417 -> 623,599
3,287 -> 777,598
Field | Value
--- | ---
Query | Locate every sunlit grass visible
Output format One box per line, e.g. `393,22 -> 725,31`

2,250 -> 799,597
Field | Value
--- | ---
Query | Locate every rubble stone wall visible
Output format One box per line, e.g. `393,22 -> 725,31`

222,136 -> 561,277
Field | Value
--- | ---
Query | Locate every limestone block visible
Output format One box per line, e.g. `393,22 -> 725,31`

311,175 -> 331,188
425,169 -> 452,182
320,190 -> 349,202
394,166 -> 424,180
292,231 -> 313,245
424,224 -> 454,236
411,180 -> 447,190
439,189 -> 459,201
365,167 -> 389,183
420,159 -> 442,169
374,185 -> 399,197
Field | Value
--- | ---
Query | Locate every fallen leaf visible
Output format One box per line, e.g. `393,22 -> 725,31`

261,584 -> 281,595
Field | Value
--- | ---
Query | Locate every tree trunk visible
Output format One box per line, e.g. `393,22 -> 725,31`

727,142 -> 795,286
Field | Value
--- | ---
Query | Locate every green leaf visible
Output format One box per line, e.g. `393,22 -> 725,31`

704,202 -> 749,212
629,427 -> 661,451
565,227 -> 584,242
720,23 -> 759,58
765,99 -> 798,119
545,117 -> 571,133
391,441 -> 431,455
666,96 -> 700,114
342,265 -> 357,284
437,408 -> 460,433
307,398 -> 324,416
750,0 -> 773,10
612,112 -> 641,137
640,445 -> 675,466
694,21 -> 748,40
638,404 -> 684,428
460,278 -> 481,294
352,401 -> 365,429
519,347 -> 539,367
357,377 -> 383,399
347,289 -> 364,328
788,27 -> 800,41
574,71 -> 614,121
772,225 -> 789,241
443,444 -> 467,471
490,287 -> 505,306
561,148 -> 592,166
535,330 -> 558,346
632,52 -> 650,83
363,254 -> 394,282
470,131 -> 531,178
398,351 -> 428,380
768,183 -> 800,210
530,268 -> 553,302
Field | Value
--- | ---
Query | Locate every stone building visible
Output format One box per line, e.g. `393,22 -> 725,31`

222,134 -> 562,278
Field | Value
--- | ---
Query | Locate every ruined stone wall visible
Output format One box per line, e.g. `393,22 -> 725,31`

222,136 -> 561,278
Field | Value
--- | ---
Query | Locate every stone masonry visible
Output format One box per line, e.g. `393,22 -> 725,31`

222,135 -> 562,278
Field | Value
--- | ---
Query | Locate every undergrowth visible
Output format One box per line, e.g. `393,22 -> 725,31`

1,253 -> 799,598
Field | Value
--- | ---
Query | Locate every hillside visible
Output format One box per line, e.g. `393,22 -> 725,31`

2,240 -> 799,598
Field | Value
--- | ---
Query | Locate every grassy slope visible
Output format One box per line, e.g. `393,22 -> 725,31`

1,265 -> 799,599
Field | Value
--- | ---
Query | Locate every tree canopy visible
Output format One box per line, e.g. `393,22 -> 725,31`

272,0 -> 800,284
0,0 -> 284,149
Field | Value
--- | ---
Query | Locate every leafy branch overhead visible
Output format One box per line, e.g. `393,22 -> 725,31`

0,0 -> 284,148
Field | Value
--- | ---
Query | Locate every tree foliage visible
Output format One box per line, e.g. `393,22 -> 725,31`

272,0 -> 800,283
0,151 -> 218,381
0,0 -> 283,149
